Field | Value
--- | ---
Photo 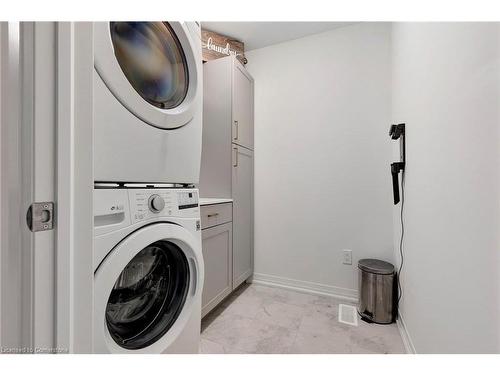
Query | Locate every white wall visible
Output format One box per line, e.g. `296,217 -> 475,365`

392,23 -> 500,353
245,23 -> 393,297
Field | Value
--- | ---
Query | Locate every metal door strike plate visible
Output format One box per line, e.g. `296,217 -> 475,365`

27,202 -> 54,232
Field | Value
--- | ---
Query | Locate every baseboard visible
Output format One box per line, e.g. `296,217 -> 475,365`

396,311 -> 417,354
252,273 -> 358,303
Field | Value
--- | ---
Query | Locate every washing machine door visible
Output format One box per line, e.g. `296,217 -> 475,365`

94,22 -> 200,129
94,223 -> 203,353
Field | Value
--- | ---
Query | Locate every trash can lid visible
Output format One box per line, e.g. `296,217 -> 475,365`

358,259 -> 395,275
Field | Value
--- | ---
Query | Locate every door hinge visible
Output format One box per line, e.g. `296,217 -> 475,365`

26,202 -> 54,232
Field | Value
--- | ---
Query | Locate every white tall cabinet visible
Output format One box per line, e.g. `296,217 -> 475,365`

231,146 -> 253,286
200,55 -> 254,294
232,61 -> 254,150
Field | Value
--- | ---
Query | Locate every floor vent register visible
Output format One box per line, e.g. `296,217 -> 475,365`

338,304 -> 359,326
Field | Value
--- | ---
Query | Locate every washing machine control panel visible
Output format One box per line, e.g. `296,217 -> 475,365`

129,188 -> 199,223
94,188 -> 200,237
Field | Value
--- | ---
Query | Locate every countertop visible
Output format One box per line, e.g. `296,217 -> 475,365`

199,198 -> 233,206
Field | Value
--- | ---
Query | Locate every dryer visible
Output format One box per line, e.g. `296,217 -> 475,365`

93,187 -> 204,353
93,22 -> 202,184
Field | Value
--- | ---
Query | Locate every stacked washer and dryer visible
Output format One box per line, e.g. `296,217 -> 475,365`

92,22 -> 204,353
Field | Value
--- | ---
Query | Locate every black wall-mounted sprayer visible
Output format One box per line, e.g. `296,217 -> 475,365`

389,123 -> 405,204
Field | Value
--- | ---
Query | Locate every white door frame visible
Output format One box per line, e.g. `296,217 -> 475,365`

0,22 -> 93,353
55,22 -> 94,354
0,21 -> 24,353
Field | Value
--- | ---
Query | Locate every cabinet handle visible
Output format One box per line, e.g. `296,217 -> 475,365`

234,120 -> 239,140
207,213 -> 219,218
233,147 -> 238,167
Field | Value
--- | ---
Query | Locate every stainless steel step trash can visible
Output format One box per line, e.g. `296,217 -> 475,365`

358,259 -> 395,324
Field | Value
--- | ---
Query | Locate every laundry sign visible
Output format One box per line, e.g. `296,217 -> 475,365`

201,29 -> 247,65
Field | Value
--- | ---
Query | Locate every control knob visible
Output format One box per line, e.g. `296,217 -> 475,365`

148,194 -> 165,213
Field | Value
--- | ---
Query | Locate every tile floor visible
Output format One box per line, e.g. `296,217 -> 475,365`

200,283 -> 405,354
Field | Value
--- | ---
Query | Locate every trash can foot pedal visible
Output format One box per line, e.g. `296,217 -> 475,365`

360,315 -> 374,324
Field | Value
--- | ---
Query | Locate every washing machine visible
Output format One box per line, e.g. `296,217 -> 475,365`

93,187 -> 204,353
93,22 -> 203,184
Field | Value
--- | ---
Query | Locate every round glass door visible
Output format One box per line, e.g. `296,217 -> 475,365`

105,240 -> 190,350
110,22 -> 189,110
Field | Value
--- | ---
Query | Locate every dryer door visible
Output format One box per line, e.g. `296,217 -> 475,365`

94,223 -> 203,353
94,22 -> 200,129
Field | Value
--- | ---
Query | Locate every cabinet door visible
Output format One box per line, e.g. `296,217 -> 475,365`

201,222 -> 233,317
232,146 -> 253,288
200,57 -> 233,198
232,61 -> 254,150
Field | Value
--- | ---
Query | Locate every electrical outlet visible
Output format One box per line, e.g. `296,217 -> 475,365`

342,249 -> 352,265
